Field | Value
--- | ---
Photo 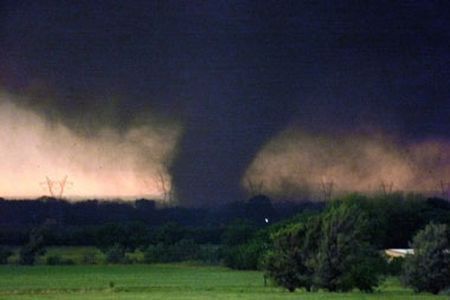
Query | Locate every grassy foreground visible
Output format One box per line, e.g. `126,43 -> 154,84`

0,264 -> 447,300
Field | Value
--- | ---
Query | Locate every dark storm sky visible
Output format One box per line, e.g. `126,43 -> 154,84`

1,1 -> 449,205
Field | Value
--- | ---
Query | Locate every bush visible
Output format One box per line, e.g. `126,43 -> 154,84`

402,223 -> 450,294
46,255 -> 74,265
172,239 -> 201,261
222,239 -> 263,270
221,221 -> 269,270
82,252 -> 98,265
221,221 -> 256,246
197,245 -> 221,264
155,223 -> 186,245
96,222 -> 150,252
0,247 -> 12,264
385,257 -> 404,276
104,244 -> 128,264
144,243 -> 167,263
19,226 -> 47,265
439,287 -> 450,296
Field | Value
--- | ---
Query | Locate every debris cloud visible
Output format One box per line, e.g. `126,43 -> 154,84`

244,128 -> 450,200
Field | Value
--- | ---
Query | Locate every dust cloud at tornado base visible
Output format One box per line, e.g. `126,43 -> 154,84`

244,128 -> 450,200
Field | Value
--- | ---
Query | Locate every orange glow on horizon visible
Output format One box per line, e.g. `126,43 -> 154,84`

0,92 -> 179,200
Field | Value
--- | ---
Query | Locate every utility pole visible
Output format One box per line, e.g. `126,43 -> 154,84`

320,177 -> 334,201
41,175 -> 72,199
379,180 -> 394,196
439,180 -> 450,201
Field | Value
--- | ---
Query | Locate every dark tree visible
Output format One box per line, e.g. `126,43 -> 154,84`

155,222 -> 186,245
314,201 -> 383,292
96,222 -> 149,252
104,244 -> 128,264
19,224 -> 48,265
221,220 -> 261,270
221,220 -> 256,246
402,223 -> 450,294
0,246 -> 12,264
264,215 -> 320,292
264,200 -> 383,293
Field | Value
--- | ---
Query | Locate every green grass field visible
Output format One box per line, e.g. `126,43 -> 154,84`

0,264 -> 447,300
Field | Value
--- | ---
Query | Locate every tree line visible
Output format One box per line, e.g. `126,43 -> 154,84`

0,195 -> 318,245
1,193 -> 450,293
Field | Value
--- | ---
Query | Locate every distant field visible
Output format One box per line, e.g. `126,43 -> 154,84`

0,264 -> 447,300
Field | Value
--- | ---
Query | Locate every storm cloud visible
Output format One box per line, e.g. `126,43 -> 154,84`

1,1 -> 449,205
